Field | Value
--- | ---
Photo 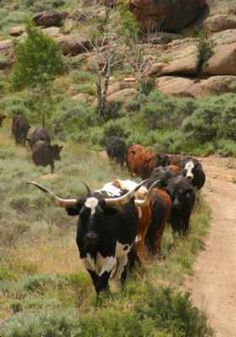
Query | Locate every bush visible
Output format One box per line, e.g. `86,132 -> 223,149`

141,91 -> 177,130
11,22 -> 64,90
103,118 -> 130,145
219,104 -> 236,141
0,310 -> 81,337
135,287 -> 213,337
181,105 -> 220,142
52,98 -> 97,140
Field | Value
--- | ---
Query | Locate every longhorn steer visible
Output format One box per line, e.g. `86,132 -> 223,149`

28,180 -> 154,294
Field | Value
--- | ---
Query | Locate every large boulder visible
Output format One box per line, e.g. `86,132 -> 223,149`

203,30 -> 236,76
129,0 -> 209,32
204,14 -> 236,33
155,75 -> 236,98
33,10 -> 67,27
107,88 -> 138,104
55,34 -> 92,56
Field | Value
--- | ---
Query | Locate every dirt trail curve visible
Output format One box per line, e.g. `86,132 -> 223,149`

185,156 -> 236,337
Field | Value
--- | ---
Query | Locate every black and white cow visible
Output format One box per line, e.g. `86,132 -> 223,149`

182,158 -> 206,189
28,180 -> 153,294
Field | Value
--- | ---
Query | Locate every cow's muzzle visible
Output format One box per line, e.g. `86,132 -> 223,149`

84,231 -> 99,246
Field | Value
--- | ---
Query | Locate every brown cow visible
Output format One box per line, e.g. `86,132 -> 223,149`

32,140 -> 63,173
113,179 -> 171,260
145,186 -> 172,256
127,144 -> 158,179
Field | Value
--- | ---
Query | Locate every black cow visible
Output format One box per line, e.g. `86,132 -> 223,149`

12,114 -> 30,146
166,176 -> 195,235
32,140 -> 63,173
182,158 -> 206,189
106,136 -> 127,166
27,127 -> 51,148
28,180 -> 152,294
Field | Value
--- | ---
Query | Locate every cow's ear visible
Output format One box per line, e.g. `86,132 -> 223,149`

66,201 -> 83,216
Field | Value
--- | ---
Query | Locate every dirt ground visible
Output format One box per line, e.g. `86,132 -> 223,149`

185,155 -> 236,337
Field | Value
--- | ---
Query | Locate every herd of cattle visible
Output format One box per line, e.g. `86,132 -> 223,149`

28,135 -> 205,294
1,114 -> 206,294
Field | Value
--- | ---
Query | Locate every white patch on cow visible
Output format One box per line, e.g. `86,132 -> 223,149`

82,253 -> 96,272
115,241 -> 132,258
116,179 -> 138,191
137,206 -> 143,219
184,160 -> 194,180
82,253 -> 116,276
85,197 -> 99,215
97,253 -> 116,276
97,182 -> 122,197
115,254 -> 128,285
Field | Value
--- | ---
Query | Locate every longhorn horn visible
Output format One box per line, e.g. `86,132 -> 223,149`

104,179 -> 147,207
81,181 -> 91,196
135,179 -> 161,207
27,181 -> 77,208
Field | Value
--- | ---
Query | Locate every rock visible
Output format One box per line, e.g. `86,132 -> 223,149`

129,0 -> 209,32
55,35 -> 92,56
107,88 -> 138,104
204,42 -> 236,76
0,39 -> 12,51
9,25 -> 24,37
72,93 -> 93,103
197,76 -> 236,96
155,75 -> 236,98
204,14 -> 236,33
145,62 -> 165,77
155,76 -> 196,97
160,38 -> 199,76
210,29 -> 236,46
107,79 -> 137,96
42,26 -> 61,38
33,10 -> 67,27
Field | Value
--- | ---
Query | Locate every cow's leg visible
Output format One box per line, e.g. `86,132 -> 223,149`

96,256 -> 116,294
116,254 -> 128,287
87,269 -> 98,289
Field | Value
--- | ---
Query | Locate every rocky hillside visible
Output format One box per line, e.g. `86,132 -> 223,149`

0,0 -> 235,103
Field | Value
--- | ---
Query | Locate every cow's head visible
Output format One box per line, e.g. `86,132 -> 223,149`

183,160 -> 195,181
167,177 -> 194,211
28,179 -> 158,246
51,144 -> 63,161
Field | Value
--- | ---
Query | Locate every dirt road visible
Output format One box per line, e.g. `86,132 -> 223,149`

186,156 -> 236,337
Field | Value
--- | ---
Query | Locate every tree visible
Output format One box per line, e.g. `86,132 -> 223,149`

11,21 -> 64,126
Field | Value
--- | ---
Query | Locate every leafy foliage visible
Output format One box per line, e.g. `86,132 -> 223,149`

11,22 -> 64,90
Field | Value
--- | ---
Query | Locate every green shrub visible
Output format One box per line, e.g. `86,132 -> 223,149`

0,310 -> 81,337
181,105 -> 220,142
135,287 -> 213,337
11,22 -> 64,90
70,70 -> 94,84
141,91 -> 176,130
52,98 -> 97,140
103,118 -> 130,144
219,104 -> 236,141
